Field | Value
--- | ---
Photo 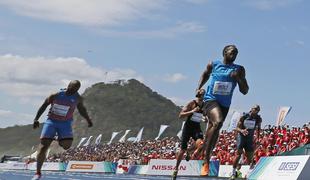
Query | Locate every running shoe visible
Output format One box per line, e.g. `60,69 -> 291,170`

200,162 -> 209,176
31,173 -> 42,180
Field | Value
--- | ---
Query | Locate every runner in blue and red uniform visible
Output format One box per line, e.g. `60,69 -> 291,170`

196,45 -> 249,176
32,80 -> 93,180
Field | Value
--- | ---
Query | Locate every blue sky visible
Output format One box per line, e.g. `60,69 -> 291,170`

0,0 -> 308,128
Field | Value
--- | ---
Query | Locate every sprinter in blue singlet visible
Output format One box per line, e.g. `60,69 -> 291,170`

196,45 -> 249,176
32,80 -> 93,180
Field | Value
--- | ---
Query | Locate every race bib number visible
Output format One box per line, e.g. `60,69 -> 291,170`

244,120 -> 256,129
213,81 -> 232,95
191,112 -> 203,123
51,104 -> 70,117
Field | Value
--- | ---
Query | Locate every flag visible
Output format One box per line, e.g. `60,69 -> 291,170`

83,136 -> 93,146
227,111 -> 241,132
276,106 -> 292,126
155,125 -> 169,140
46,148 -> 51,158
108,131 -> 121,145
119,130 -> 131,142
95,134 -> 102,145
77,137 -> 87,148
177,121 -> 185,139
134,127 -> 144,143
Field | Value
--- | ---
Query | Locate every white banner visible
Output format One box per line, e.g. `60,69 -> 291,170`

147,159 -> 201,176
77,137 -> 87,148
276,106 -> 292,126
155,125 -> 169,140
116,159 -> 132,174
83,136 -> 93,146
134,127 -> 144,143
0,163 -> 27,170
119,130 -> 131,142
108,131 -> 120,145
95,134 -> 102,145
218,165 -> 250,178
27,162 -> 63,171
177,121 -> 185,140
227,111 -> 241,132
66,161 -> 104,172
248,155 -> 309,180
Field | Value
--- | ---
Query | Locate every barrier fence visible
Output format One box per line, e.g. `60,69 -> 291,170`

0,156 -> 309,179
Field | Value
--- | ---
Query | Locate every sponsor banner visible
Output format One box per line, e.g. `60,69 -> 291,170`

66,161 -> 114,173
146,159 -> 219,176
128,165 -> 149,175
218,165 -> 250,178
0,163 -> 9,169
116,159 -> 131,174
248,155 -> 309,180
103,162 -> 116,173
66,161 -> 103,172
0,162 -> 27,170
27,162 -> 66,171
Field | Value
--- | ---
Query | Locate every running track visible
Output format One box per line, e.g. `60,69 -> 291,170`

0,170 -> 230,180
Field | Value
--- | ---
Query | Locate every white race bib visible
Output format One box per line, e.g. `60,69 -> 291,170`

191,112 -> 203,123
213,81 -> 232,95
51,104 -> 70,117
244,120 -> 256,129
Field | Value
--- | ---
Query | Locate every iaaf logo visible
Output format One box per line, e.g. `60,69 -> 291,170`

278,162 -> 300,171
151,165 -> 186,171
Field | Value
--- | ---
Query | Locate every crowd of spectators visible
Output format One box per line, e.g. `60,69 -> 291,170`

48,137 -> 179,165
211,124 -> 310,164
48,124 -> 310,165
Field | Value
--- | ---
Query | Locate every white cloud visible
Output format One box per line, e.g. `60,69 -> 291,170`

0,54 -> 143,102
0,0 -> 167,27
98,21 -> 206,38
244,0 -> 302,10
163,73 -> 187,83
0,109 -> 33,128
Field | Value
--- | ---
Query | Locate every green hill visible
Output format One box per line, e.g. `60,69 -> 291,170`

0,79 -> 183,156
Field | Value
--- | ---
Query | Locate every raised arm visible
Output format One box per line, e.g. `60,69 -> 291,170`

77,96 -> 93,127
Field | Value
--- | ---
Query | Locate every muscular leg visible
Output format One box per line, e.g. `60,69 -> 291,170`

58,139 -> 73,150
233,149 -> 243,169
245,150 -> 254,167
201,121 -> 213,156
204,106 -> 225,165
36,139 -> 53,174
175,149 -> 186,172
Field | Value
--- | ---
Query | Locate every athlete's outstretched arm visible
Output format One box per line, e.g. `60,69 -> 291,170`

33,93 -> 57,129
235,66 -> 249,95
197,62 -> 213,91
77,96 -> 93,127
